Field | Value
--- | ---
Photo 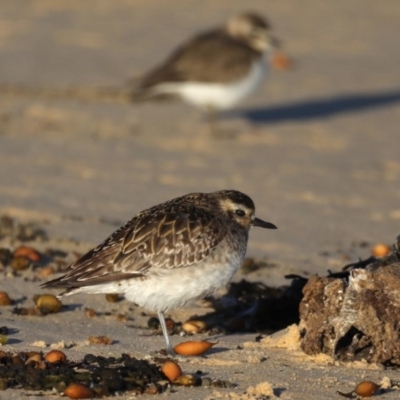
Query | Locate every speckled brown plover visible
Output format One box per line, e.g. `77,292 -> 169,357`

132,13 -> 278,134
42,190 -> 277,355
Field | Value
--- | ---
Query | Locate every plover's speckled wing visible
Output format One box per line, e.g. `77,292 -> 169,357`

134,31 -> 259,96
42,205 -> 227,292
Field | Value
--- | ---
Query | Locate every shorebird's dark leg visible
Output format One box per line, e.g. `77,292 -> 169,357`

158,311 -> 176,356
206,106 -> 219,136
206,106 -> 236,138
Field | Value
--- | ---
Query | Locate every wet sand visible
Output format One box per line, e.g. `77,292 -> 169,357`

1,0 -> 400,398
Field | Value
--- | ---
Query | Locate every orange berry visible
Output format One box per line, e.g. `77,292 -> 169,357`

173,340 -> 217,356
161,360 -> 182,382
13,246 -> 41,262
270,52 -> 293,70
372,244 -> 390,257
45,350 -> 67,363
355,381 -> 379,397
64,383 -> 93,399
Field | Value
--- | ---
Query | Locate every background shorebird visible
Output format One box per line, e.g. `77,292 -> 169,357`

41,190 -> 277,355
132,12 -> 278,135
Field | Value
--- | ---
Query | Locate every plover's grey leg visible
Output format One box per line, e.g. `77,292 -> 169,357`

206,106 -> 218,136
158,311 -> 176,356
206,106 -> 236,139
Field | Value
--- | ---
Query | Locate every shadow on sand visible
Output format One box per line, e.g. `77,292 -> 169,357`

224,90 -> 400,124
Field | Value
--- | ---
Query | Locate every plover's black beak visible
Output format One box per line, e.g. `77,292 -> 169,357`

251,217 -> 277,229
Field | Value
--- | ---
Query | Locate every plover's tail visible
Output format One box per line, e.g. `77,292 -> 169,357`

130,60 -> 182,102
130,85 -> 176,102
130,77 -> 179,102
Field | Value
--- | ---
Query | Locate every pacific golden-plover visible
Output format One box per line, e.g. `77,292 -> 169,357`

42,190 -> 277,355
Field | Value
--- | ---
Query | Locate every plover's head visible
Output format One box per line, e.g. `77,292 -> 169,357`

211,190 -> 277,231
225,12 -> 278,52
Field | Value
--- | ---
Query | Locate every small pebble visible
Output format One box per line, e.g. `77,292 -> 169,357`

0,326 -> 9,335
0,335 -> 8,345
11,256 -> 31,271
105,293 -> 121,303
201,377 -> 212,386
161,360 -> 182,382
13,246 -> 41,262
147,317 -> 160,329
144,385 -> 159,394
84,308 -> 97,318
0,292 -> 12,306
45,350 -> 67,363
64,383 -> 93,399
355,381 -> 379,397
83,354 -> 97,364
37,266 -> 55,277
88,335 -> 112,345
182,320 -> 207,334
211,379 -> 235,388
174,374 -> 199,386
34,294 -> 63,313
173,340 -> 217,356
372,244 -> 390,257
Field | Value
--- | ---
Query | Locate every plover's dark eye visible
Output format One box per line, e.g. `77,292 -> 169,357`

235,209 -> 246,217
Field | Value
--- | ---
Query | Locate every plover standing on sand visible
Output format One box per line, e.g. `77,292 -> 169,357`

42,190 -> 276,356
132,13 -> 278,134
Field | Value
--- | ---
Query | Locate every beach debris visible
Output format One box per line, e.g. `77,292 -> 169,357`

88,335 -> 112,345
0,335 -> 8,345
173,340 -> 217,356
270,51 -> 294,70
13,294 -> 63,316
115,313 -> 128,322
0,215 -> 48,242
147,316 -> 160,329
0,248 -> 12,267
355,381 -> 380,397
0,327 -> 8,335
337,381 -> 380,398
160,360 -> 182,382
0,292 -> 12,306
105,293 -> 121,303
143,384 -> 160,394
34,294 -> 63,314
240,257 -> 268,274
44,350 -> 67,363
0,352 -> 168,395
182,320 -> 208,334
84,307 -> 97,318
10,256 -> 31,271
209,379 -> 235,388
147,316 -> 178,337
371,243 -> 390,257
25,352 -> 45,369
64,383 -> 93,399
174,374 -> 200,386
13,246 -> 41,262
37,266 -> 56,277
165,317 -> 175,331
299,236 -> 400,364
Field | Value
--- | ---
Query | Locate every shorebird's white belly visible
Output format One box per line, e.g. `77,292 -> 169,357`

155,61 -> 266,110
124,254 -> 243,312
67,252 -> 244,313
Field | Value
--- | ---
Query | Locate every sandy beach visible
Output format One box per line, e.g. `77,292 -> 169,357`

1,0 -> 400,398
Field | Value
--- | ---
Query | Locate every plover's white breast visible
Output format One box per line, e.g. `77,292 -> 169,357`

125,252 -> 243,312
153,60 -> 266,110
68,249 -> 244,313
